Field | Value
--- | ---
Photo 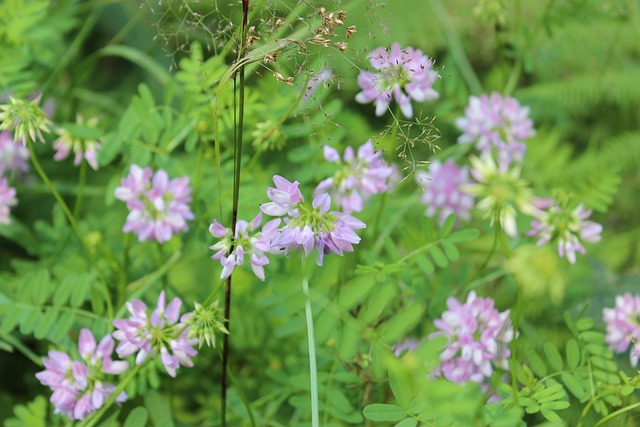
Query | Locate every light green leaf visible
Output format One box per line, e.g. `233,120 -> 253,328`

362,404 -> 406,422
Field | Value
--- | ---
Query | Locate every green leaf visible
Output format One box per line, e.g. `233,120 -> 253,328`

540,408 -> 561,422
441,240 -> 460,261
565,339 -> 580,370
414,253 -> 435,275
561,372 -> 587,400
541,401 -> 570,410
429,245 -> 449,268
527,350 -> 548,377
33,308 -> 57,339
123,407 -> 149,427
575,317 -> 595,331
441,215 -> 456,236
543,342 -> 563,371
362,404 -> 406,422
337,275 -> 376,310
388,359 -> 413,409
380,303 -> 424,343
394,418 -> 418,427
144,391 -> 175,427
447,228 -> 480,243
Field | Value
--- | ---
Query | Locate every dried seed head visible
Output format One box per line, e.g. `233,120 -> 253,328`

346,25 -> 357,38
334,42 -> 348,52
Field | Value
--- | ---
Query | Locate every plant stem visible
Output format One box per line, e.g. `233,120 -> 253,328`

26,140 -> 113,319
221,2 -> 250,425
301,260 -> 320,427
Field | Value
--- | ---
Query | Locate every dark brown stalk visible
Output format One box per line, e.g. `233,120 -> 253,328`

221,1 -> 250,426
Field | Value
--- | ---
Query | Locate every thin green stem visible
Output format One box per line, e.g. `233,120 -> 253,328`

429,0 -> 483,95
301,259 -> 320,427
74,158 -> 87,218
78,364 -> 144,427
26,140 -> 113,318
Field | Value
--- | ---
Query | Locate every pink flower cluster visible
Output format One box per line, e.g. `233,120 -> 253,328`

356,43 -> 439,118
430,291 -> 514,384
209,213 -> 281,281
114,164 -> 194,243
603,293 -> 640,366
112,291 -> 198,378
35,329 -> 128,420
0,177 -> 17,225
415,159 -> 475,226
456,92 -> 534,166
52,115 -> 102,170
259,175 -> 366,267
314,141 -> 394,214
528,200 -> 603,264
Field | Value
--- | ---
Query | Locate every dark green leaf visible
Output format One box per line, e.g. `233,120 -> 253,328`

123,407 -> 149,427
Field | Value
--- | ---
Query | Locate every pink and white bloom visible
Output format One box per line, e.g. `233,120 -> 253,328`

456,93 -> 534,166
430,291 -> 514,384
356,43 -> 439,118
35,329 -> 128,421
603,293 -> 640,366
112,291 -> 198,377
209,212 -> 281,280
416,159 -> 475,226
528,199 -> 603,264
0,177 -> 17,225
0,131 -> 29,176
315,141 -> 394,214
52,115 -> 102,170
114,164 -> 194,243
261,176 -> 366,266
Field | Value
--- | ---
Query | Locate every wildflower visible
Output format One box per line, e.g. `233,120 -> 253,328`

462,155 -> 536,237
356,43 -> 439,118
35,329 -> 128,420
415,159 -> 475,226
112,291 -> 198,377
0,95 -> 52,144
183,300 -> 228,348
302,68 -> 333,103
114,164 -> 194,243
527,198 -> 603,264
0,177 -> 17,225
430,291 -> 514,384
52,115 -> 102,170
455,92 -> 534,166
314,141 -> 394,214
0,131 -> 29,176
393,338 -> 422,357
603,293 -> 640,366
209,212 -> 281,281
261,175 -> 366,266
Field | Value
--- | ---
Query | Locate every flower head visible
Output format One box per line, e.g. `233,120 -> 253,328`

112,291 -> 198,377
0,131 -> 29,176
314,141 -> 394,214
35,329 -> 128,420
356,43 -> 439,118
430,291 -> 514,384
261,176 -> 366,266
527,197 -> 603,264
603,293 -> 640,366
462,155 -> 536,237
456,93 -> 534,166
0,177 -> 17,225
0,95 -> 52,144
114,164 -> 194,243
53,115 -> 102,170
209,212 -> 281,281
416,159 -> 475,226
183,300 -> 228,348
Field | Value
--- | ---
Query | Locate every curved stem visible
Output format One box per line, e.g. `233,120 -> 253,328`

301,260 -> 320,427
26,140 -> 113,318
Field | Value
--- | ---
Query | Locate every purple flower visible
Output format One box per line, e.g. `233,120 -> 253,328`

209,212 -> 281,281
0,177 -> 17,225
112,291 -> 198,377
261,176 -> 366,266
355,43 -> 439,118
114,164 -> 194,243
52,115 -> 102,170
302,68 -> 333,103
393,338 -> 422,357
429,291 -> 514,384
35,329 -> 128,420
0,131 -> 29,176
528,199 -> 603,264
416,159 -> 475,226
603,293 -> 640,366
455,93 -> 534,166
314,141 -> 394,214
